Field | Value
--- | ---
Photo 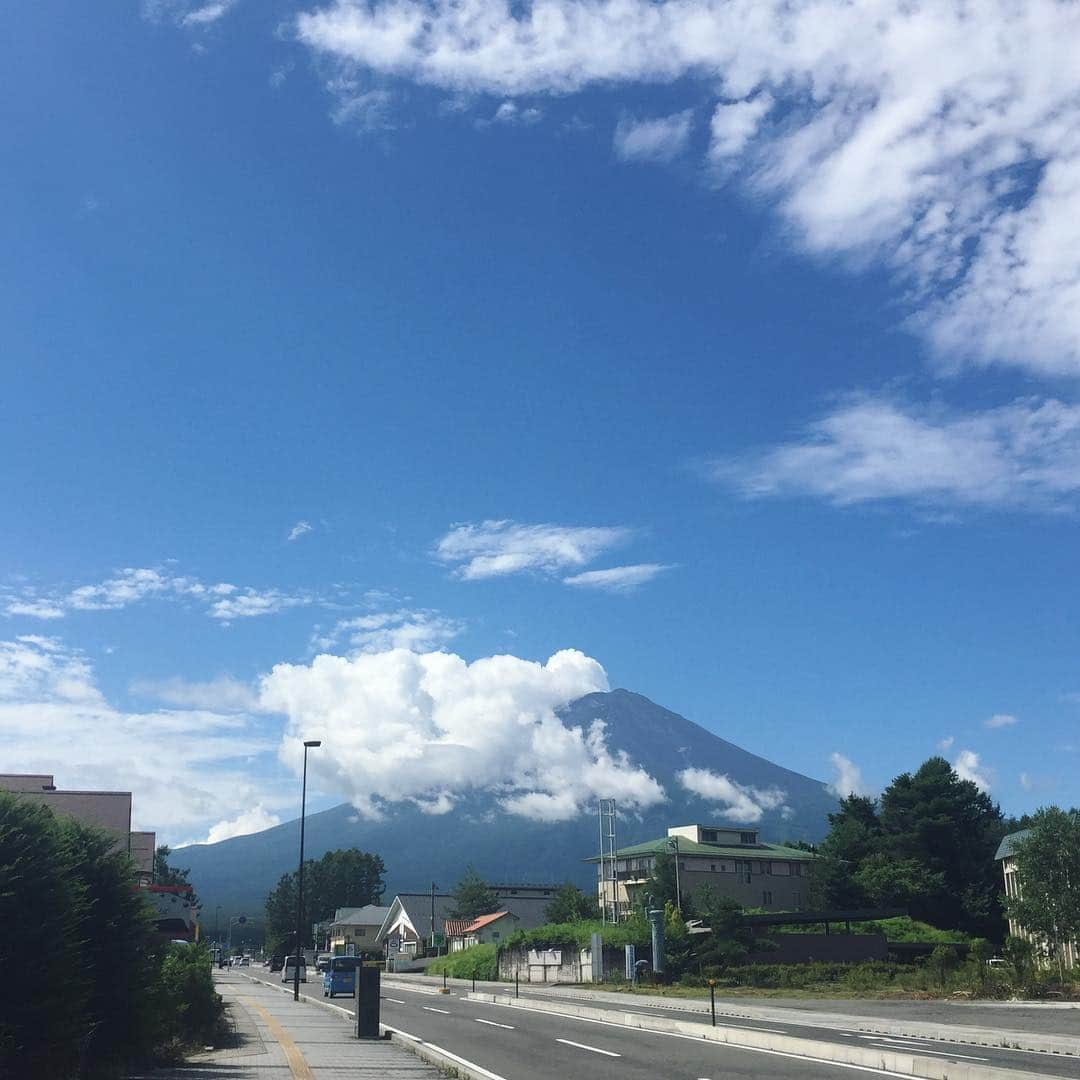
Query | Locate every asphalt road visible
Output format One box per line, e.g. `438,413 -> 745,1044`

241,967 -> 1080,1079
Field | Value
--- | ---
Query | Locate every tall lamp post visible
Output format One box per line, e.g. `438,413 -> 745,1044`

667,836 -> 681,912
294,739 -> 321,1002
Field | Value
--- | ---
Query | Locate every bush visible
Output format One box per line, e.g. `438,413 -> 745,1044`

156,944 -> 226,1050
427,945 -> 498,981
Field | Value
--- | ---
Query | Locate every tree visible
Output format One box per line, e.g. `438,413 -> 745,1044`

640,851 -> 683,913
813,795 -> 883,910
264,847 -> 386,955
691,888 -> 755,973
544,882 -> 598,923
878,757 -> 1005,937
852,853 -> 946,908
1002,806 -> 1080,977
155,844 -> 199,908
449,866 -> 500,921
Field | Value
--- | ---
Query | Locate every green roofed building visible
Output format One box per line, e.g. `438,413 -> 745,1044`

586,824 -> 815,918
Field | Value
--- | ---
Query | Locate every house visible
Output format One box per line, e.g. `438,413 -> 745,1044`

456,910 -> 519,950
997,830 -> 1077,970
587,824 -> 815,917
328,904 -> 391,957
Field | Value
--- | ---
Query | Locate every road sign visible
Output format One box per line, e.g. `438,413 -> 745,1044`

432,932 -> 445,948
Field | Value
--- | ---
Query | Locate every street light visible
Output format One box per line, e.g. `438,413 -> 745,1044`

294,739 -> 321,1002
667,836 -> 681,912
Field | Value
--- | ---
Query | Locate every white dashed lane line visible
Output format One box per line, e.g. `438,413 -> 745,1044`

383,997 -> 406,1004
422,1006 -> 451,1015
556,1038 -> 621,1058
475,1018 -> 515,1029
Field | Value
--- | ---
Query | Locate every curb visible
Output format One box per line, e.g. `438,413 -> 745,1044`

466,992 -> 1062,1080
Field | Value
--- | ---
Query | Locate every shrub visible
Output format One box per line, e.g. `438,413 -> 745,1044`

427,945 -> 498,981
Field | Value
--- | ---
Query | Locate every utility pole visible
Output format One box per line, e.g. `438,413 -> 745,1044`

430,882 -> 437,954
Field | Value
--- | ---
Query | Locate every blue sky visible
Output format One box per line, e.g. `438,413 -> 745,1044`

3,0 -> 1078,844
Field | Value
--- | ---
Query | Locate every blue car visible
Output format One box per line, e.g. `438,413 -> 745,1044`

323,955 -> 360,998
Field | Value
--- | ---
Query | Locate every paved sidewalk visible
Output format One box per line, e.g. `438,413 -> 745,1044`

132,970 -> 443,1079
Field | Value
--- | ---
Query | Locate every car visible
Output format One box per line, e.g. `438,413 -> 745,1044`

281,956 -> 307,984
323,955 -> 360,998
269,955 -> 284,972
316,953 -> 332,973
239,956 -> 250,966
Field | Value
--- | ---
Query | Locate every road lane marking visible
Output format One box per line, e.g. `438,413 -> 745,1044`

382,1022 -> 510,1080
423,1006 -> 451,1014
475,1018 -> 515,1029
383,997 -> 407,1004
862,1039 -> 990,1062
556,1038 -> 621,1057
238,997 -> 315,1080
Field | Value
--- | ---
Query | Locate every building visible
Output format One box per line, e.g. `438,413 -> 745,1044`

328,904 -> 391,956
588,824 -> 815,916
0,773 -> 155,880
997,830 -> 1077,971
376,885 -> 559,955
450,910 -> 520,951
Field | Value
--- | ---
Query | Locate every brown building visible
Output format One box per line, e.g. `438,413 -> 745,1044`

0,773 -> 155,881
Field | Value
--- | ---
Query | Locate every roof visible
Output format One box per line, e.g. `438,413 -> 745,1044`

443,919 -> 471,938
330,905 -> 390,927
995,829 -> 1031,861
463,910 -> 517,933
382,893 -> 459,938
584,836 -> 816,862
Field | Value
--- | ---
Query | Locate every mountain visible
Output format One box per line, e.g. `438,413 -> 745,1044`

177,689 -> 837,922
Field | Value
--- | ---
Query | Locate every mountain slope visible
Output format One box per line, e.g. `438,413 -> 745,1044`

177,689 -> 836,920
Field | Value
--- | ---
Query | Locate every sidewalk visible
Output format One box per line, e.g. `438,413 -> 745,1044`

132,970 -> 442,1079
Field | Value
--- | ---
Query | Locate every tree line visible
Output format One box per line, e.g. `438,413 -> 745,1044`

0,792 -> 223,1079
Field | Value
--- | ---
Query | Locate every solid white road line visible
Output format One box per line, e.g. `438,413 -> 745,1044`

422,1006 -> 451,1014
861,1039 -> 990,1062
556,1038 -> 621,1057
382,1022 -> 511,1080
475,1018 -> 515,1029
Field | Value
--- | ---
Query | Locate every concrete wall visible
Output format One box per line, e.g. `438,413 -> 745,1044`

498,943 -> 651,983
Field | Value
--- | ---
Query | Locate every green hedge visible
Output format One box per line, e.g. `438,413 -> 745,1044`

427,945 -> 498,980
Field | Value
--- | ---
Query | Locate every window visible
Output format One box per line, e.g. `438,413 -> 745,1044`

764,861 -> 772,875
791,862 -> 802,877
357,929 -> 366,937
710,863 -> 716,872
762,890 -> 773,906
740,831 -> 756,844
701,829 -> 718,842
510,889 -> 518,895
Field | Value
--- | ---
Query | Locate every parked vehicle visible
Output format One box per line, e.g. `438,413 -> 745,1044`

323,955 -> 360,998
316,953 -> 332,972
269,955 -> 284,972
282,956 -> 307,984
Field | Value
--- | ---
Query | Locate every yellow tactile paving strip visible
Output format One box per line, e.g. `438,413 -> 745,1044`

239,996 -> 315,1080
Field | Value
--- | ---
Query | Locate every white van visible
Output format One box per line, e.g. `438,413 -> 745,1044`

281,956 -> 307,983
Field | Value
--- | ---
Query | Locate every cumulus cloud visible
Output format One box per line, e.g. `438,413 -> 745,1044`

563,563 -> 674,593
435,520 -> 632,580
678,767 -> 788,823
937,735 -> 955,752
3,567 -> 313,622
827,752 -> 869,798
711,395 -> 1080,513
481,101 -> 543,126
312,608 -> 462,653
260,647 -> 666,821
288,520 -> 314,541
296,0 -> 1080,375
614,111 -> 693,163
0,636 -> 282,840
203,804 -> 282,844
985,713 -> 1018,729
953,748 -> 992,792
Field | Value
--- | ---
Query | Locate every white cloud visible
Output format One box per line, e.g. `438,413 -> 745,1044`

260,647 -> 666,821
203,804 -> 282,844
313,608 -> 462,653
678,767 -> 788,823
614,110 -> 693,163
296,0 -> 1080,375
712,395 -> 1080,513
330,85 -> 397,131
1019,771 -> 1033,792
985,713 -> 1018,729
953,748 -> 992,792
181,0 -> 238,24
563,563 -> 674,593
288,520 -> 314,542
435,520 -> 632,580
3,567 -> 313,622
483,101 -> 543,126
129,674 -> 260,713
826,752 -> 869,798
0,636 -> 282,841
709,95 -> 772,163
141,0 -> 239,25
937,735 -> 955,752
